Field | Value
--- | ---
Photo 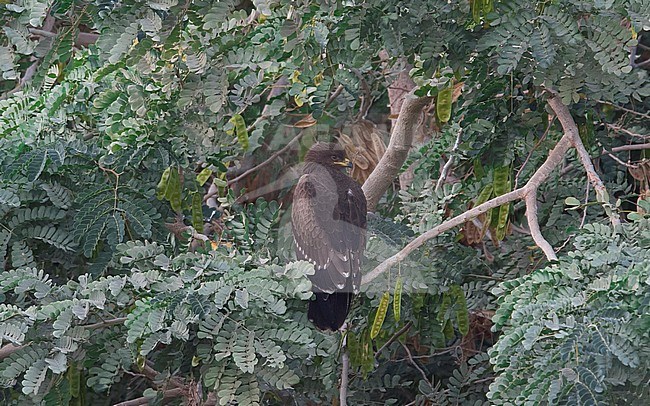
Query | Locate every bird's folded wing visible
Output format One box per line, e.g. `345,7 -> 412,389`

292,171 -> 366,294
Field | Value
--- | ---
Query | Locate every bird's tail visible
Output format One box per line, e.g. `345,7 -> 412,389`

308,292 -> 352,331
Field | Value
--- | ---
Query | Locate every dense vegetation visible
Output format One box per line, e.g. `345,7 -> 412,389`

1,0 -> 649,405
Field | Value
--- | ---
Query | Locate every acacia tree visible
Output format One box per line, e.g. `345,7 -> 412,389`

0,0 -> 649,405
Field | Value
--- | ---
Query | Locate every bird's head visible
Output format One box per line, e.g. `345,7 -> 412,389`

304,142 -> 352,170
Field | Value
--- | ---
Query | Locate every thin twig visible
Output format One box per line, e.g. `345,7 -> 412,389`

606,124 -> 650,139
601,146 -> 641,168
82,317 -> 128,330
224,130 -> 306,187
596,100 -> 650,120
340,326 -> 349,406
514,116 -> 556,189
326,84 -> 345,109
435,127 -> 463,192
112,388 -> 185,406
580,180 -> 590,229
400,342 -> 430,386
142,361 -> 186,389
375,321 -> 413,360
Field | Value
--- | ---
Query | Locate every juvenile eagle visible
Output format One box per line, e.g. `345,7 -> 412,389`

291,143 -> 367,331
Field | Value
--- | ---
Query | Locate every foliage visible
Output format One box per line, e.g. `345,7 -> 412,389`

489,207 -> 650,404
0,241 -> 337,404
0,0 -> 648,404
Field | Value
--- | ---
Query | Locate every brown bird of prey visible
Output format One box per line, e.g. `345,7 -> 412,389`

291,143 -> 367,331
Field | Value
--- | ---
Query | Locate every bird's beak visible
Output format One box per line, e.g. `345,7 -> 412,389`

334,158 -> 353,168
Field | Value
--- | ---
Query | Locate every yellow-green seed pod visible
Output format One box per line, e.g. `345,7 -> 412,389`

393,277 -> 403,323
371,291 -> 390,339
436,85 -> 453,123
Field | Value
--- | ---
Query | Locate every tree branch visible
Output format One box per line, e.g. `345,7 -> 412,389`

0,343 -> 28,360
606,124 -> 650,139
375,321 -> 413,360
525,190 -> 558,261
596,100 -> 650,120
226,130 -> 306,187
82,317 -> 128,329
362,92 -> 621,284
435,127 -> 463,192
362,95 -> 433,211
112,388 -> 185,406
399,342 -> 430,386
28,28 -> 99,47
547,92 -> 621,229
362,188 -> 527,284
340,340 -> 349,406
611,143 -> 650,152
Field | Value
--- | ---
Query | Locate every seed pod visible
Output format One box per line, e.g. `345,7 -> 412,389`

156,167 -> 171,200
436,85 -> 453,123
393,277 -> 403,323
371,291 -> 390,339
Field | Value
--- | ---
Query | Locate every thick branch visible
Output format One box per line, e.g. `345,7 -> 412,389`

362,95 -> 433,211
363,115 -> 576,284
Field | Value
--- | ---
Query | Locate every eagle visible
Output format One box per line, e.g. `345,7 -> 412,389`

291,142 -> 367,331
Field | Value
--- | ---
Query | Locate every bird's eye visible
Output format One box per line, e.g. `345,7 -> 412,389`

331,155 -> 338,160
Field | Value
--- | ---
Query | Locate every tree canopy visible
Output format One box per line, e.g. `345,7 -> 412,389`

0,0 -> 649,405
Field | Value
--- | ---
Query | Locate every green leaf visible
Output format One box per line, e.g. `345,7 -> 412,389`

565,196 -> 581,206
